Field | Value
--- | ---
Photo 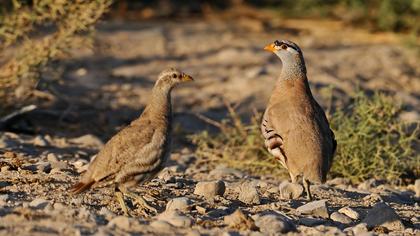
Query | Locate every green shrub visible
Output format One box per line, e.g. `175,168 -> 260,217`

330,92 -> 419,183
0,0 -> 112,112
191,93 -> 419,183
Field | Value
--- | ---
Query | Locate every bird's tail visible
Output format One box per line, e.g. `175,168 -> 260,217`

69,181 -> 94,194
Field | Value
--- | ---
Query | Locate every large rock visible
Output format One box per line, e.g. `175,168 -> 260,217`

279,181 -> 303,199
253,213 -> 295,234
296,200 -> 329,218
238,182 -> 260,205
362,202 -> 404,231
194,180 -> 225,198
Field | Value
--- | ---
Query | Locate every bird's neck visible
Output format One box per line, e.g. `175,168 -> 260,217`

149,87 -> 172,118
279,57 -> 307,82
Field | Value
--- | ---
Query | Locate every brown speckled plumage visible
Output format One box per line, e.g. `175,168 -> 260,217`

70,68 -> 193,214
262,40 -> 336,200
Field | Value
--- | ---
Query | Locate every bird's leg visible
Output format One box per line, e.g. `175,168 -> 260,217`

303,177 -> 312,201
120,186 -> 158,214
115,187 -> 130,216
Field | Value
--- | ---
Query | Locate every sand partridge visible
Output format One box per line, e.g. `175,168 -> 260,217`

70,68 -> 193,215
262,40 -> 336,200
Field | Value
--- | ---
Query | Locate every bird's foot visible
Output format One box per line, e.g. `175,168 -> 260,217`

115,191 -> 130,216
125,192 -> 158,214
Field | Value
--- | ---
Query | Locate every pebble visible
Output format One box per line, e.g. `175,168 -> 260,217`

278,181 -> 303,199
296,200 -> 329,218
362,202 -> 404,231
338,206 -> 360,220
223,209 -> 257,230
36,162 -> 52,173
107,216 -> 131,230
298,217 -> 327,226
157,210 -> 193,227
194,180 -> 225,198
330,212 -> 352,224
29,198 -> 49,209
253,213 -> 295,234
415,179 -> 420,198
238,182 -> 260,205
351,223 -> 369,235
33,135 -> 49,147
157,168 -> 175,183
47,153 -> 59,163
166,197 -> 192,212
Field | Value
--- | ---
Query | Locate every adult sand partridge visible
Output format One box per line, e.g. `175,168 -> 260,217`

70,68 -> 193,215
261,40 -> 336,200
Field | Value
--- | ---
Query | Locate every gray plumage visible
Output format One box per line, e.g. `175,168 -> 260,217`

262,40 -> 336,200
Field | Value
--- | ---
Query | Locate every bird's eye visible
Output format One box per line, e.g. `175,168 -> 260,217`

281,44 -> 288,50
172,73 -> 177,78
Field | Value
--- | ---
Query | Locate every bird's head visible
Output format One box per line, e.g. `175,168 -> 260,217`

264,40 -> 302,61
156,68 -> 194,90
264,40 -> 306,75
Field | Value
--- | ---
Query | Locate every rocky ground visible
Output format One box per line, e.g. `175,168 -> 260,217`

0,16 -> 419,235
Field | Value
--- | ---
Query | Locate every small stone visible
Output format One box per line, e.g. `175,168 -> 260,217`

254,214 -> 295,234
330,212 -> 352,224
415,179 -> 420,198
338,207 -> 360,220
166,197 -> 191,212
194,180 -> 225,198
224,209 -> 257,231
238,182 -> 260,205
298,217 -> 326,226
1,166 -> 10,172
0,194 -> 9,201
107,216 -> 131,230
29,198 -> 49,209
362,202 -> 404,231
296,200 -> 329,218
157,168 -> 175,183
33,135 -> 48,147
279,181 -> 304,199
157,210 -> 193,227
47,153 -> 59,163
351,223 -> 369,235
36,162 -> 51,173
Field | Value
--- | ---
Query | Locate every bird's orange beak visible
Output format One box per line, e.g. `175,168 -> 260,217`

264,43 -> 276,52
181,73 -> 194,82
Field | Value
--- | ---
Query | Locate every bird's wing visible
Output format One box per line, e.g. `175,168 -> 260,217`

313,101 -> 337,156
88,115 -> 164,183
262,105 -> 290,168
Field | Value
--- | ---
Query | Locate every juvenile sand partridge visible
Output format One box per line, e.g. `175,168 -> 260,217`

261,40 -> 336,200
70,68 -> 193,215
